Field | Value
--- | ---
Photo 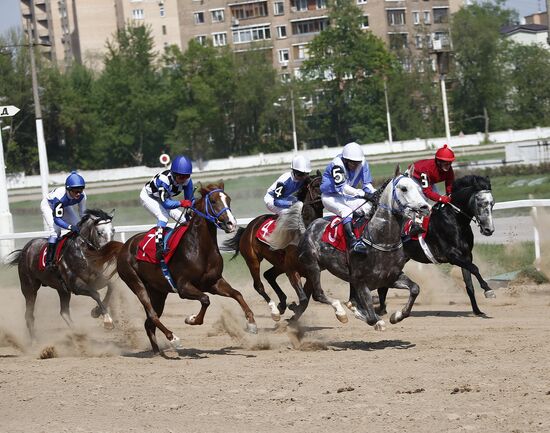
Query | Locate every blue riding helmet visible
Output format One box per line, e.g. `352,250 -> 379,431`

65,171 -> 86,189
171,155 -> 193,175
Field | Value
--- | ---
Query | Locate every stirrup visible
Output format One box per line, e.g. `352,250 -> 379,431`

351,239 -> 368,254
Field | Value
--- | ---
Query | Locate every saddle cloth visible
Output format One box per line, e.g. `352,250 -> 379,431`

255,217 -> 277,245
321,216 -> 366,252
38,236 -> 71,271
136,225 -> 189,264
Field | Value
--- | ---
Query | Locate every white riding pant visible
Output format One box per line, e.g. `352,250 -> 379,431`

40,198 -> 80,240
322,194 -> 372,220
140,187 -> 185,226
265,201 -> 286,215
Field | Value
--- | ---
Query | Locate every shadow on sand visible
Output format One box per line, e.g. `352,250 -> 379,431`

410,310 -> 492,319
330,339 -> 415,351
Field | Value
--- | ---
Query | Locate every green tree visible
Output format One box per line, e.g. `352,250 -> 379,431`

301,0 -> 394,146
451,0 -> 517,135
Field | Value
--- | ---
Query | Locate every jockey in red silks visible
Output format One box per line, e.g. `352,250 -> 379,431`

406,144 -> 455,235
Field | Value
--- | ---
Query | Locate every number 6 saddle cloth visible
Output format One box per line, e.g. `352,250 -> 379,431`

137,225 -> 189,264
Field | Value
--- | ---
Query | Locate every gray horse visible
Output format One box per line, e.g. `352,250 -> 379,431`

268,168 -> 430,329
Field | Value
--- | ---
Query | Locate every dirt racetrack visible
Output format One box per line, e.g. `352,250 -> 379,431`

0,263 -> 549,433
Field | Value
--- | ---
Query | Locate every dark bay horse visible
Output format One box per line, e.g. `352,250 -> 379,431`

222,175 -> 323,321
269,168 -> 430,329
116,182 -> 257,354
378,174 -> 496,316
7,209 -> 121,339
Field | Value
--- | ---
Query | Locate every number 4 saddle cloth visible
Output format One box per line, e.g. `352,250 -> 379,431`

321,216 -> 367,252
255,217 -> 278,245
137,225 -> 189,264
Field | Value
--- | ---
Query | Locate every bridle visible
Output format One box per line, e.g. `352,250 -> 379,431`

447,187 -> 493,230
189,188 -> 232,230
303,176 -> 322,207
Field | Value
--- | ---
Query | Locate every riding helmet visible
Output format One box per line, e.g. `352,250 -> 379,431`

65,171 -> 86,190
342,142 -> 364,162
435,144 -> 455,162
171,155 -> 193,175
291,155 -> 312,173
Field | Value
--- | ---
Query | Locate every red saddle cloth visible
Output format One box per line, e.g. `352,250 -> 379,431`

38,236 -> 71,271
321,217 -> 366,252
255,217 -> 277,244
403,216 -> 431,240
136,225 -> 189,264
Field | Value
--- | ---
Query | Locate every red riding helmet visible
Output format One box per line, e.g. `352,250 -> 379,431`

435,144 -> 455,162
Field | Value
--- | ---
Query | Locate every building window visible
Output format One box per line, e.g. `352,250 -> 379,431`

231,2 -> 268,20
389,33 -> 408,50
294,0 -> 308,12
415,34 -> 422,48
195,35 -> 207,45
387,9 -> 405,26
132,9 -> 144,20
159,6 -> 165,17
274,1 -> 284,15
211,9 -> 225,23
278,49 -> 290,63
295,43 -> 309,60
412,11 -> 420,25
276,25 -> 287,38
361,15 -> 369,29
433,7 -> 448,24
212,32 -> 227,47
194,12 -> 205,24
232,24 -> 271,44
423,11 -> 431,24
357,0 -> 367,4
162,25 -> 167,35
291,17 -> 328,35
316,0 -> 327,9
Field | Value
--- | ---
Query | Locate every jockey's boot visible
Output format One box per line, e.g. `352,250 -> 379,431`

344,220 -> 367,254
155,226 -> 166,262
45,242 -> 56,269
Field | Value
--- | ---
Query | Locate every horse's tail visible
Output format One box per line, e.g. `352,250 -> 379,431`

5,250 -> 22,267
222,227 -> 245,260
86,241 -> 123,277
266,202 -> 305,250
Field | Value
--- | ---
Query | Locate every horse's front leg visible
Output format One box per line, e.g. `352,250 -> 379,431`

352,281 -> 384,330
461,268 -> 486,316
449,255 -> 495,315
209,278 -> 258,334
177,281 -> 211,327
388,272 -> 420,324
91,281 -> 115,319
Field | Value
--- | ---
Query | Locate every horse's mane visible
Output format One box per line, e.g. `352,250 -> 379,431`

199,181 -> 225,197
296,173 -> 321,202
79,209 -> 113,226
364,178 -> 391,220
452,175 -> 491,193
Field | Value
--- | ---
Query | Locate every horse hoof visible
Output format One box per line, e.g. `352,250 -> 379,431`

390,311 -> 403,324
246,323 -> 258,334
103,321 -> 115,330
484,290 -> 496,299
336,312 -> 348,324
374,320 -> 386,331
268,301 -> 280,321
271,313 -> 281,322
170,335 -> 184,349
185,314 -> 197,325
344,301 -> 354,311
90,307 -> 101,319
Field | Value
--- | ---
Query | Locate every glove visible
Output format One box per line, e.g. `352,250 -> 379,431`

180,200 -> 193,208
438,195 -> 451,204
68,225 -> 80,234
362,191 -> 375,202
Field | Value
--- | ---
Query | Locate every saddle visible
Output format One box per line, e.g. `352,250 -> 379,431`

321,216 -> 367,252
38,233 -> 75,271
136,225 -> 189,264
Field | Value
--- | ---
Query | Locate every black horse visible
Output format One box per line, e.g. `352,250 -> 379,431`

377,174 -> 496,316
7,209 -> 122,339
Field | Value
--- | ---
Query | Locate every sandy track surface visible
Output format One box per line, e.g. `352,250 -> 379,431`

0,267 -> 549,433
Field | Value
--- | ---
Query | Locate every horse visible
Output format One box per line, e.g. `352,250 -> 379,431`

116,182 -> 257,354
6,209 -> 121,340
268,167 -> 430,329
377,174 -> 496,316
222,174 -> 323,321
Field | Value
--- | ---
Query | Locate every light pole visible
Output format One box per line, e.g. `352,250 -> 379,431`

27,19 -> 50,204
383,76 -> 393,144
435,44 -> 451,143
290,88 -> 298,153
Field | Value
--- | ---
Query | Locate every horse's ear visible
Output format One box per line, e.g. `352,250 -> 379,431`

109,209 -> 116,219
218,180 -> 224,190
316,169 -> 321,177
394,164 -> 400,177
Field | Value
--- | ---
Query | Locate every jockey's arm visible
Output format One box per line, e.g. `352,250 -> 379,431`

422,184 -> 447,202
51,200 -> 71,230
78,193 -> 87,217
158,183 -> 181,210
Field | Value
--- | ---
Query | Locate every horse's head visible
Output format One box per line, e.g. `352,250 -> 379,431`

78,209 -> 115,248
197,182 -> 238,233
385,166 -> 430,218
299,173 -> 323,224
452,175 -> 495,236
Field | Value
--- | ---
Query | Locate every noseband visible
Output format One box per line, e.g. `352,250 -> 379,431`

191,188 -> 232,230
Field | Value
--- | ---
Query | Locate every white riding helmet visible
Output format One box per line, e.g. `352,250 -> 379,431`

342,142 -> 364,162
291,155 -> 312,173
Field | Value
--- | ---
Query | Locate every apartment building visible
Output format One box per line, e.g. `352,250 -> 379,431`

21,0 -> 451,73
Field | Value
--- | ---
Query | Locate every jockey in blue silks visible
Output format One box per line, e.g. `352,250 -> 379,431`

264,154 -> 312,215
140,155 -> 195,261
320,142 -> 376,254
40,171 -> 87,268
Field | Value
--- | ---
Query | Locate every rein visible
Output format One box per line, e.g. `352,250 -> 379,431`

190,188 -> 231,230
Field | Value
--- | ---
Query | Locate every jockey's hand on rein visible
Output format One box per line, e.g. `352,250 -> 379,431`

68,225 -> 80,234
180,199 -> 193,208
438,195 -> 451,204
363,191 -> 375,202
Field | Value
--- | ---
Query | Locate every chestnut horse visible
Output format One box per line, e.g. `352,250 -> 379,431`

223,175 -> 323,321
7,209 -> 121,340
116,182 -> 257,354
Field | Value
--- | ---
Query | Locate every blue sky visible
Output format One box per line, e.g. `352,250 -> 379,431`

0,0 -> 546,37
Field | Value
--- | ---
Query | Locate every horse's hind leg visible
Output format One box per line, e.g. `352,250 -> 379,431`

263,267 -> 288,318
21,278 -> 40,341
210,278 -> 258,334
143,289 -> 169,353
388,272 -> 420,324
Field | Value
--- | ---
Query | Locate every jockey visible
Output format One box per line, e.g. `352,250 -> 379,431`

40,171 -> 87,268
140,155 -> 195,261
264,154 -> 312,215
320,142 -> 376,254
407,144 -> 455,236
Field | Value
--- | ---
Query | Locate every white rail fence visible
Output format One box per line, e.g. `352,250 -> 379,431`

1,199 -> 549,269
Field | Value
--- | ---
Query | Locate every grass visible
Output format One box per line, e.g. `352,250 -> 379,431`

473,242 -> 536,276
